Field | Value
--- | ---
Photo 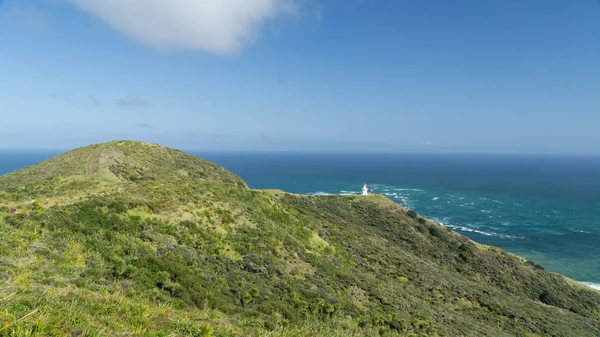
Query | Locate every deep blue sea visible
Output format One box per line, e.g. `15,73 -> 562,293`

1,150 -> 599,289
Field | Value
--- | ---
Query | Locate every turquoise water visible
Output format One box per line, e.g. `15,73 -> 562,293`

1,150 -> 599,288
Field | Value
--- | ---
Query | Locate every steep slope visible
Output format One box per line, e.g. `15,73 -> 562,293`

0,141 -> 599,337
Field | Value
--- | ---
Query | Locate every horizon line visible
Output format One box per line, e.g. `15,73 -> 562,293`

0,147 -> 599,158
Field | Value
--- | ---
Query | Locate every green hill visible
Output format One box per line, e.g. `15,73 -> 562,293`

0,141 -> 599,336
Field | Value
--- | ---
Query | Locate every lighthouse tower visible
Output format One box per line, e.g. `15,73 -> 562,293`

362,183 -> 369,196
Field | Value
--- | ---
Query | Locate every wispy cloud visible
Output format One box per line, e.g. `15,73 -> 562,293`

136,123 -> 155,130
116,97 -> 150,109
65,0 -> 298,54
89,95 -> 101,106
49,91 -> 75,103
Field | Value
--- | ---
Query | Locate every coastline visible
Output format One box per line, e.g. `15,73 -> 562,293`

285,191 -> 600,294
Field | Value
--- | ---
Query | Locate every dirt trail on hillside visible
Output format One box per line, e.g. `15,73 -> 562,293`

87,148 -> 103,176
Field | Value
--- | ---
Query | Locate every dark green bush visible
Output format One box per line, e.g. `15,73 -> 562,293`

527,260 -> 545,270
458,244 -> 475,263
429,226 -> 441,237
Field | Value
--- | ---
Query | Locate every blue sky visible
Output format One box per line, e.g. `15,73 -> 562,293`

1,0 -> 599,153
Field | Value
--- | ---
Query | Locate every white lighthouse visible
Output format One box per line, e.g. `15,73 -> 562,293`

362,183 -> 369,196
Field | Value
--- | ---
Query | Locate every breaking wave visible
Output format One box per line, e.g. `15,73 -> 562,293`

306,192 -> 332,196
582,282 -> 600,291
435,220 -> 520,240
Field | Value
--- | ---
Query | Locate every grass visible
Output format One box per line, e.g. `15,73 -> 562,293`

0,140 -> 599,336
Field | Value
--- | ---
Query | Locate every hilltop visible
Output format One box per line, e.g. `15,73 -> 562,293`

0,141 -> 244,203
1,141 -> 599,336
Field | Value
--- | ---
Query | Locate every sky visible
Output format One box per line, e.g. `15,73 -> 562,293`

1,0 -> 599,153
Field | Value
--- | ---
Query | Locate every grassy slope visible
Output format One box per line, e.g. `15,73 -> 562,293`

0,141 -> 599,337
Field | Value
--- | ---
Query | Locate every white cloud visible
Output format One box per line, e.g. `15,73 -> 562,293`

66,0 -> 297,54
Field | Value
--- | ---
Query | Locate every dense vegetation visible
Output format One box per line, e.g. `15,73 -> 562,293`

1,141 -> 599,336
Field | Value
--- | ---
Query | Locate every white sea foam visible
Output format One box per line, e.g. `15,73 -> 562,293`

307,192 -> 332,196
431,217 -> 451,226
370,184 -> 424,193
441,223 -> 519,240
394,195 -> 412,206
432,197 -> 439,201
432,217 -> 523,239
582,282 -> 600,291
378,193 -> 413,209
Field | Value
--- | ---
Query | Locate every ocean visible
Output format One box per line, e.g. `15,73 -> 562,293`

1,150 -> 599,289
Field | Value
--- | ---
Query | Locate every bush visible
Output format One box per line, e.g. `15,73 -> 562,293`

526,260 -> 545,270
458,244 -> 475,263
418,217 -> 427,225
407,210 -> 418,219
538,289 -> 564,307
428,226 -> 441,237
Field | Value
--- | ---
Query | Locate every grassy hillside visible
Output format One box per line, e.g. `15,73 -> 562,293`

0,141 -> 245,204
1,141 -> 599,336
